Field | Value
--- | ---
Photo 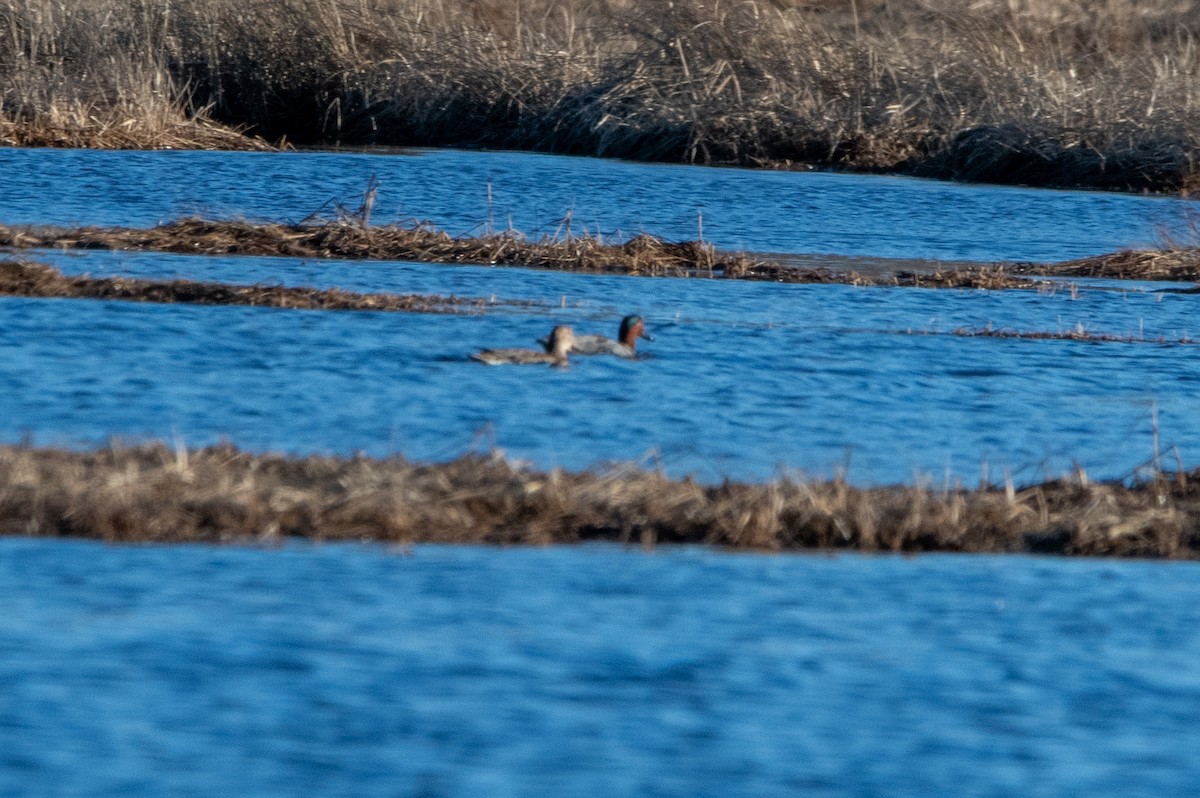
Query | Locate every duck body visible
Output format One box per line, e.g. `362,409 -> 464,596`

470,348 -> 565,366
548,315 -> 652,358
571,335 -> 638,357
471,325 -> 575,366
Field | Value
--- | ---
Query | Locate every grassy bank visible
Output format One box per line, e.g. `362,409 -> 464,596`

1,442 -> 1195,558
2,1 -> 1199,191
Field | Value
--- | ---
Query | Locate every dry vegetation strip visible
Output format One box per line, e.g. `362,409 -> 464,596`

1015,248 -> 1200,282
1,442 -> 1197,558
8,216 -> 1200,287
2,0 -> 1200,191
892,326 -> 1198,346
0,218 -> 1039,288
0,259 -> 539,314
7,214 -> 1200,286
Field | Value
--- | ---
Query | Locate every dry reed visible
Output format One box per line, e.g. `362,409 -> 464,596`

0,217 -> 1039,288
20,213 -> 1200,289
1,441 -> 1196,558
1018,249 -> 1200,282
2,1 -> 1200,190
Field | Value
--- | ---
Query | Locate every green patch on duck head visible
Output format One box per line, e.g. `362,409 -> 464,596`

619,315 -> 651,345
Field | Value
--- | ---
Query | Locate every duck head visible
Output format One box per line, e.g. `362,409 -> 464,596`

546,325 -> 576,359
619,315 -> 653,348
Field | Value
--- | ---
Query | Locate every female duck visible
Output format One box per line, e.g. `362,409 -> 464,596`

553,315 -> 652,358
471,325 -> 575,366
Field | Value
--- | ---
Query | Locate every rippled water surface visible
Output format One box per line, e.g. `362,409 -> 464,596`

3,148 -> 1199,797
4,245 -> 1197,483
3,540 -> 1199,798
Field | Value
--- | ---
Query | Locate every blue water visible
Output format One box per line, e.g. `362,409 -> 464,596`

2,540 -> 1198,798
4,148 -> 1200,797
0,146 -> 1194,261
3,246 -> 1195,484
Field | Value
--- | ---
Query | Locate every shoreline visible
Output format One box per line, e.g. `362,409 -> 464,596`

1,442 -> 1194,558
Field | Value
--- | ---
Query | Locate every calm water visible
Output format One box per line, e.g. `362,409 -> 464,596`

3,148 -> 1200,796
3,540 -> 1199,798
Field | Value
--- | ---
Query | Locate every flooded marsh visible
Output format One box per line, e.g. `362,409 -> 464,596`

5,144 -> 1200,797
2,147 -> 1200,522
5,245 -> 1199,491
6,0 -> 1200,790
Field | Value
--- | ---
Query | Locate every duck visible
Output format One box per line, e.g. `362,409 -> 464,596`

471,324 -> 575,366
547,315 -> 652,358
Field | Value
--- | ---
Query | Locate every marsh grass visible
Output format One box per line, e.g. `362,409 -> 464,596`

0,216 -> 1039,288
0,1 -> 272,151
1,441 -> 1196,558
2,0 -> 1200,190
14,212 -> 1200,287
0,259 -> 540,314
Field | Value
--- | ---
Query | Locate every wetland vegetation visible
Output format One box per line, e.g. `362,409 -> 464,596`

4,204 -> 1198,556
2,0 -> 1200,192
6,213 -> 1200,287
1015,247 -> 1200,282
5,1 -> 1200,555
2,441 -> 1197,558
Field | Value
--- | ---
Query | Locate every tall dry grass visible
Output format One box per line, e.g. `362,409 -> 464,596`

0,0 -> 271,148
2,0 -> 1200,189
